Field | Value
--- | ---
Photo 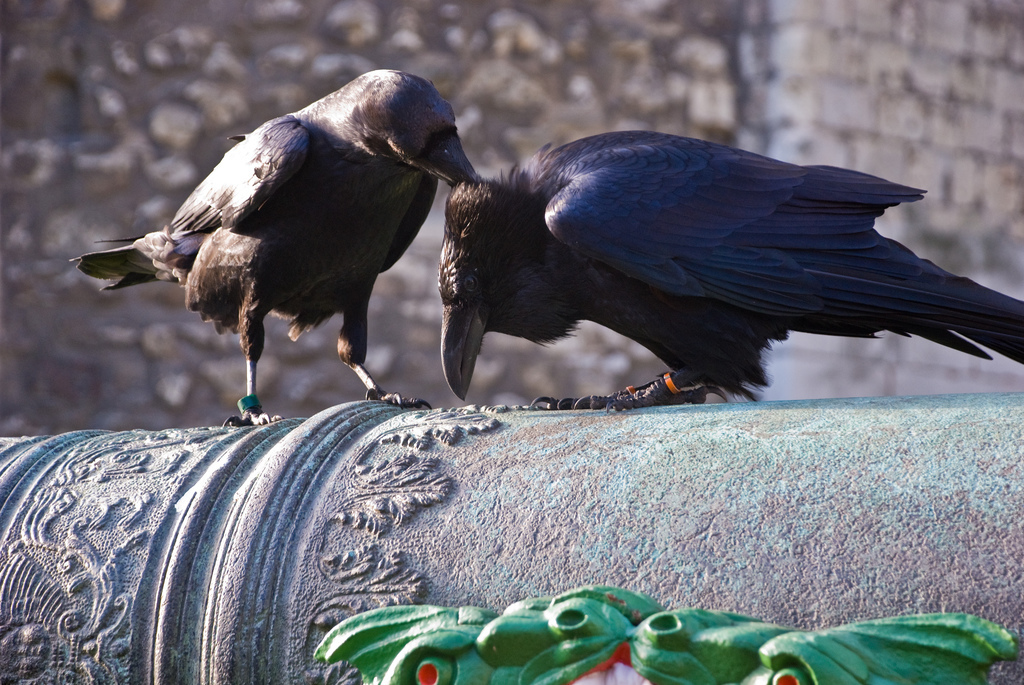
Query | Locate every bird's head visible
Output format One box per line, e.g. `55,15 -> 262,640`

338,70 -> 478,186
439,178 -> 578,400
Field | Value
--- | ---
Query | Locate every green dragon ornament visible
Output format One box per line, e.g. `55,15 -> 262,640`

315,585 -> 1018,685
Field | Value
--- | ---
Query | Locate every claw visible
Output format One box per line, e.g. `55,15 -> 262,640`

353,362 -> 430,410
382,393 -> 431,410
366,388 -> 430,409
222,407 -> 282,427
527,373 -> 723,412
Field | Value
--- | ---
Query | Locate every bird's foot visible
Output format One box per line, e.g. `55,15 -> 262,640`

364,387 -> 431,410
223,394 -> 282,426
351,362 -> 431,409
532,374 -> 723,411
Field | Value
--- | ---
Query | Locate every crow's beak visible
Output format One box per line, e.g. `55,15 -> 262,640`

441,302 -> 486,400
418,135 -> 478,186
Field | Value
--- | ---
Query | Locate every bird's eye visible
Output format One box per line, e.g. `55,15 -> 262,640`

462,274 -> 480,293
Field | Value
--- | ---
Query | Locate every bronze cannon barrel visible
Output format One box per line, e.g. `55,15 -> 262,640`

0,393 -> 1021,683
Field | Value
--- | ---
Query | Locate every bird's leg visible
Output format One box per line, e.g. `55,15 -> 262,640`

224,316 -> 282,427
338,306 -> 431,410
223,360 -> 283,426
532,370 -> 724,411
348,362 -> 431,410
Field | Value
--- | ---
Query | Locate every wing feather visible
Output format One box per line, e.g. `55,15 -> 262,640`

169,115 -> 310,237
541,132 -> 925,316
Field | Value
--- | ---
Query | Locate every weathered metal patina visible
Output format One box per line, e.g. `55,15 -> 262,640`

0,392 -> 1022,683
316,584 -> 1018,685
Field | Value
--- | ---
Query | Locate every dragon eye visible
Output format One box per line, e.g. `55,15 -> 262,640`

417,663 -> 438,685
772,669 -> 811,685
416,658 -> 452,685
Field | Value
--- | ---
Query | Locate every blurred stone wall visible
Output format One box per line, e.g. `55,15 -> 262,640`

2,0 -> 1023,435
740,0 -> 1024,400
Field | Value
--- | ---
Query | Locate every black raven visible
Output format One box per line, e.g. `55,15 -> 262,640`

76,70 -> 477,425
439,131 -> 1024,409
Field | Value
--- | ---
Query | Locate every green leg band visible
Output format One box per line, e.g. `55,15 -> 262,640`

237,394 -> 261,414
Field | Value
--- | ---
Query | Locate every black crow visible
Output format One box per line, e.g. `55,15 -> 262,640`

76,70 -> 477,425
439,131 -> 1024,409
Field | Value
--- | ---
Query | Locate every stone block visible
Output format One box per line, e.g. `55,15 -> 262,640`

921,0 -> 969,54
877,93 -> 928,140
906,52 -> 951,99
984,162 -> 1023,216
967,16 -> 1012,60
737,32 -> 767,81
87,0 -> 124,21
804,129 -> 853,166
203,41 -> 248,80
1012,26 -> 1024,67
851,135 -> 907,180
949,58 -> 993,105
488,8 -> 560,64
903,145 -> 950,197
250,0 -> 306,25
764,126 -> 816,165
148,102 -> 203,150
325,0 -> 381,47
818,79 -> 877,131
931,103 -> 1003,152
764,75 -> 818,127
961,104 -> 1005,151
1010,114 -> 1024,158
950,153 -> 984,207
258,43 -> 310,75
820,0 -> 854,29
309,53 -> 376,81
618,63 -> 671,115
687,78 -> 737,129
770,23 -> 828,74
73,145 -> 136,191
145,155 -> 198,191
828,32 -> 869,81
184,80 -> 250,130
766,0 -> 820,24
853,0 -> 893,36
993,68 -> 1024,114
459,60 -> 548,114
864,40 -> 911,90
672,36 -> 729,75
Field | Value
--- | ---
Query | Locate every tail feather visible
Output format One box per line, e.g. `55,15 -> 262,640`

946,328 -> 1024,366
75,227 -> 202,288
795,260 -> 1024,366
967,333 -> 1024,365
103,271 -> 159,290
75,244 -> 156,281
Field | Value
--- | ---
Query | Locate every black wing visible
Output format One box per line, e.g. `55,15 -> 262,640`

169,115 -> 310,237
380,173 -> 438,273
539,132 -> 1024,362
538,132 -> 926,317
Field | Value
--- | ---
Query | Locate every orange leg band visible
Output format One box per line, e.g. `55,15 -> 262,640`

663,372 -> 681,394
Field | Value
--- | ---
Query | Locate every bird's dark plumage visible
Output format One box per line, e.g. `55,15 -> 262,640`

439,131 -> 1024,407
76,69 -> 477,424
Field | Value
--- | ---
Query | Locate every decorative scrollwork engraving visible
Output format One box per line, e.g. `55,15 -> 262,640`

304,407 -> 503,685
333,408 -> 501,537
0,429 -> 217,684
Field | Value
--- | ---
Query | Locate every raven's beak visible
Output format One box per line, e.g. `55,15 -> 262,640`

441,302 -> 486,400
419,135 -> 478,186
